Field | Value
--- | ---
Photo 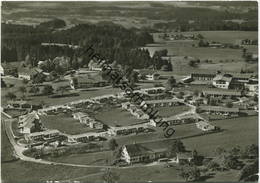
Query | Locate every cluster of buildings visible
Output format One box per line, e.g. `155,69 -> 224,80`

189,72 -> 258,95
122,102 -> 149,120
72,112 -> 104,129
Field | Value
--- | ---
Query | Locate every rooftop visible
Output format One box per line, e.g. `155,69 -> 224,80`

203,90 -> 242,96
199,106 -> 239,113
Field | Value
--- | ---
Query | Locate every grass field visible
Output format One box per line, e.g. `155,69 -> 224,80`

182,116 -> 258,156
1,121 -> 16,162
157,105 -> 190,117
48,150 -> 114,166
2,160 -> 102,183
95,107 -> 146,127
40,114 -> 100,135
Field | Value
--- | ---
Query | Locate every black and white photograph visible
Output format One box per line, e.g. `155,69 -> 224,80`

1,1 -> 259,182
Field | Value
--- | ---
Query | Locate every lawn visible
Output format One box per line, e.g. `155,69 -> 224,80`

1,121 -> 16,162
182,116 -> 258,157
40,113 -> 100,135
94,107 -> 146,127
86,164 -> 184,183
2,160 -> 102,183
47,150 -> 114,166
157,105 -> 190,117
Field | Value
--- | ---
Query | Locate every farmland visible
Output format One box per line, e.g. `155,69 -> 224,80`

144,31 -> 258,75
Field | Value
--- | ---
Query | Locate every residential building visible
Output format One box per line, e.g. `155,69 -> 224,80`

196,121 -> 216,131
142,98 -> 182,108
199,106 -> 239,115
119,144 -> 170,164
191,73 -> 216,81
25,129 -> 60,142
212,74 -> 233,89
18,111 -> 43,134
203,90 -> 242,98
70,74 -> 108,89
245,79 -> 258,96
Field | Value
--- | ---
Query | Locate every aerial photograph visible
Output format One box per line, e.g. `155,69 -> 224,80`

1,1 -> 258,183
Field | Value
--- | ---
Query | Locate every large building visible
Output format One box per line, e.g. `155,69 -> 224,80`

203,90 -> 242,98
18,111 -> 43,134
70,73 -> 108,89
199,106 -> 239,115
212,74 -> 233,89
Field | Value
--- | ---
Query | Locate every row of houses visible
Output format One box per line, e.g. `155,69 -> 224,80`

18,111 -> 43,134
72,112 -> 104,129
122,102 -> 150,120
198,106 -> 239,116
141,98 -> 183,108
160,113 -> 201,126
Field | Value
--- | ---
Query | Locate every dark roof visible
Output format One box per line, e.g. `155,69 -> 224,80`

125,144 -> 153,157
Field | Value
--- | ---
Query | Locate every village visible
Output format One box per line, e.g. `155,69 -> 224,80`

1,2 -> 259,182
1,50 -> 258,171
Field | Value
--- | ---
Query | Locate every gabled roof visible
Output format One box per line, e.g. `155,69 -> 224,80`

177,152 -> 193,159
20,111 -> 39,128
125,144 -> 153,157
213,74 -> 232,82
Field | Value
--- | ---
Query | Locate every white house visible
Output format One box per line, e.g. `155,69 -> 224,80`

212,74 -> 233,89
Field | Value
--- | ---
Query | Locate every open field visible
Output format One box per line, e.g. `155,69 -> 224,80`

157,105 -> 190,117
182,116 -> 258,156
1,160 -> 102,183
47,150 -> 114,166
95,107 -> 146,127
40,114 -> 100,135
86,164 -> 184,183
1,121 -> 16,162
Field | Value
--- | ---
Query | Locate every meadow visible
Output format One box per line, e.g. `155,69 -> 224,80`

94,107 -> 147,127
40,114 -> 100,135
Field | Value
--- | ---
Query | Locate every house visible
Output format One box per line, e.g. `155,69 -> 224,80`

199,106 -> 239,115
138,70 -> 160,81
110,122 -> 152,136
67,131 -> 109,143
119,144 -> 170,164
89,120 -> 104,129
191,73 -> 216,81
212,74 -> 233,89
18,67 -> 40,80
25,129 -> 60,142
161,113 -> 201,126
7,100 -> 42,110
72,112 -> 88,120
196,121 -> 216,131
88,59 -> 103,71
142,98 -> 182,108
203,90 -> 242,98
18,111 -> 43,134
245,79 -> 258,96
70,73 -> 108,89
176,152 -> 194,164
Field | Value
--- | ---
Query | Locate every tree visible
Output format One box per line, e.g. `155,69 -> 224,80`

239,159 -> 258,181
243,144 -> 258,158
5,92 -> 16,100
176,91 -> 184,99
42,85 -> 54,95
193,90 -> 199,97
207,160 -> 220,171
18,86 -> 27,99
56,86 -> 67,96
29,85 -> 40,95
165,76 -> 176,91
102,168 -> 119,183
108,138 -> 118,151
169,140 -> 185,156
214,147 -> 226,156
179,165 -> 201,182
225,102 -> 233,108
